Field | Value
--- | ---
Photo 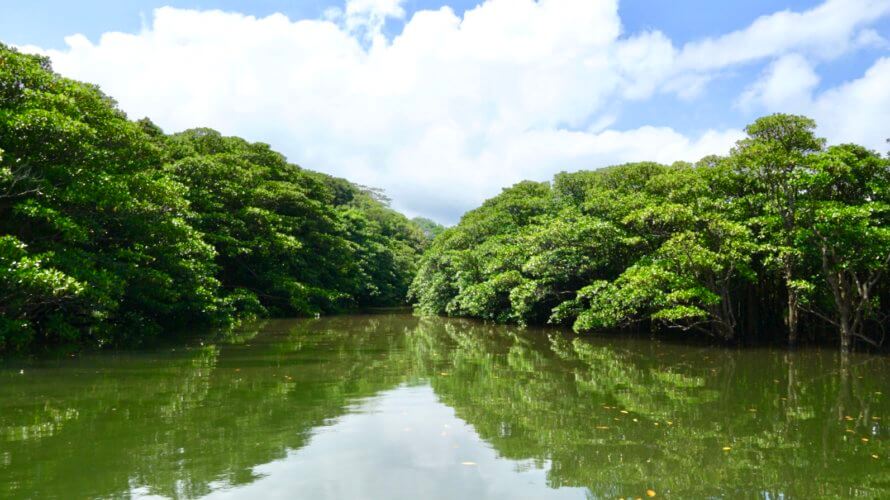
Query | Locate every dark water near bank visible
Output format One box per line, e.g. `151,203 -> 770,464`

1,314 -> 888,499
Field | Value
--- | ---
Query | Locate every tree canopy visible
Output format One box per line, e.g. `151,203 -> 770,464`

0,44 -> 430,351
410,116 -> 890,351
3,41 -> 888,353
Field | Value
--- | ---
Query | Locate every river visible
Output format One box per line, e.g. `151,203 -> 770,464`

1,313 -> 887,498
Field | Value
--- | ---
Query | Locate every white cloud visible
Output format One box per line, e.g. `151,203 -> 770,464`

17,0 -> 890,223
666,0 -> 890,97
676,0 -> 890,70
737,54 -> 820,112
329,0 -> 407,46
813,57 -> 890,148
740,55 -> 890,151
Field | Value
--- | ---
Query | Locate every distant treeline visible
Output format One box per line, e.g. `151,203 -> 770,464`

410,115 -> 890,351
0,44 -> 441,351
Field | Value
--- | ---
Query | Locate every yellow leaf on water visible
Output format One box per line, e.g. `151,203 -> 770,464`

861,437 -> 870,443
872,454 -> 880,459
646,489 -> 656,497
620,410 -> 629,414
722,446 -> 732,451
596,426 -> 609,430
844,416 -> 854,421
461,461 -> 477,466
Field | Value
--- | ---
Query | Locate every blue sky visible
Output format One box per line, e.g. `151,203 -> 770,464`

1,0 -> 830,48
3,0 -> 889,223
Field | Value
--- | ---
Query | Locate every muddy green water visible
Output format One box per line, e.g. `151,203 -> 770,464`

1,314 -> 888,499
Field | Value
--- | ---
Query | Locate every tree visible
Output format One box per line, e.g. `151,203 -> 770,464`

799,144 -> 890,350
411,217 -> 445,239
0,44 -> 225,349
0,44 -> 431,351
410,119 -> 889,351
731,114 -> 825,345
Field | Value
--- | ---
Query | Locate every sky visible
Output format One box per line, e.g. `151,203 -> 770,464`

2,0 -> 889,224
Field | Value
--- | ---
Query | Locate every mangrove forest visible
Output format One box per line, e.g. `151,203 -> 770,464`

2,43 -> 890,353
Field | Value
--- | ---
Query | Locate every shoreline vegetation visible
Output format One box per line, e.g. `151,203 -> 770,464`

0,44 -> 440,351
2,43 -> 888,354
409,117 -> 890,353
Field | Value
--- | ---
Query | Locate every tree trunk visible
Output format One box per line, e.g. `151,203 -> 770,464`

839,320 -> 852,352
785,265 -> 799,346
787,288 -> 799,346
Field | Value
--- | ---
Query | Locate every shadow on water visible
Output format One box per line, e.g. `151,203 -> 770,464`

1,314 -> 887,498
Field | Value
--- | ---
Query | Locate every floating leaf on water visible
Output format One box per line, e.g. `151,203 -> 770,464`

872,454 -> 880,459
620,410 -> 629,414
461,461 -> 477,466
722,446 -> 732,451
646,489 -> 657,497
596,426 -> 609,430
861,437 -> 869,443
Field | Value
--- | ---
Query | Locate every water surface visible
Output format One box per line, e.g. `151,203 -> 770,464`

1,314 -> 888,498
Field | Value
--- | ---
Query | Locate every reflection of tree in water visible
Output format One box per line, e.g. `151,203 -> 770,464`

1,315 -> 887,498
406,318 -> 890,498
0,315 -> 421,499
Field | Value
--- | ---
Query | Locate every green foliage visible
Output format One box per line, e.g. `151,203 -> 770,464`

0,44 -> 431,351
411,118 -> 890,349
0,43 -> 226,349
411,217 -> 445,239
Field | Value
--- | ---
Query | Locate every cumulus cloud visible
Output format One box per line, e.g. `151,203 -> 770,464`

17,0 -> 890,222
676,0 -> 890,70
740,55 -> 890,151
737,54 -> 820,112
